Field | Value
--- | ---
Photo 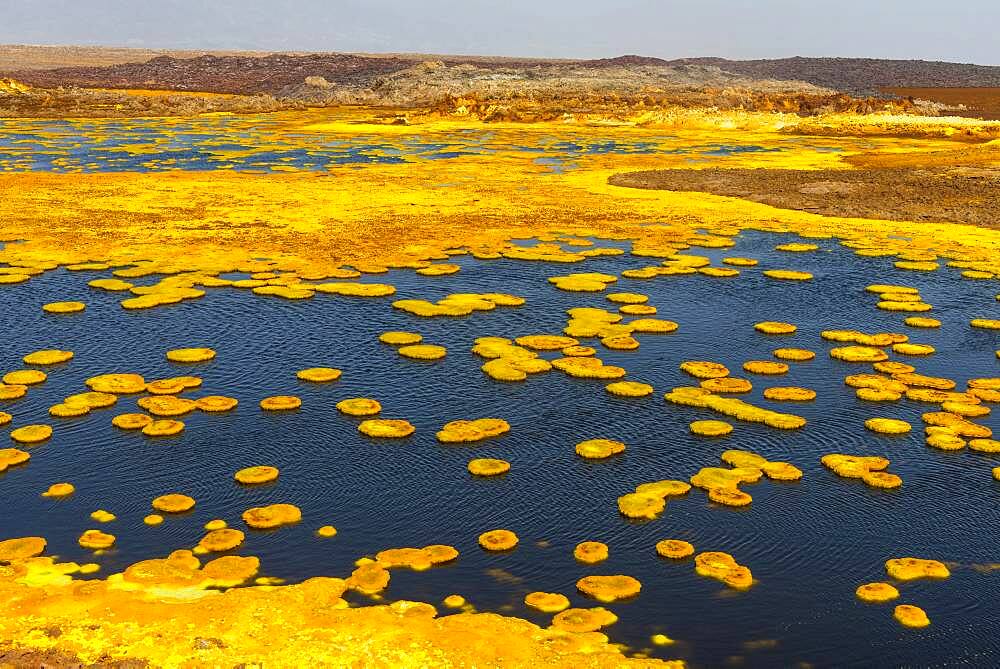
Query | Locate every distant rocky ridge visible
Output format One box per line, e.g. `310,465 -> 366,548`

665,57 -> 1000,95
1,47 -> 991,119
5,50 -> 1000,99
276,60 -> 831,107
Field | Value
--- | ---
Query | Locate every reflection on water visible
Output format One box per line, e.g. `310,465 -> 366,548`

2,231 -> 1000,667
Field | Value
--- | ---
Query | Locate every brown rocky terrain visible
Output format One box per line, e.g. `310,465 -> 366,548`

609,150 -> 1000,228
667,57 -> 1000,95
0,78 -> 287,117
882,87 -> 1000,120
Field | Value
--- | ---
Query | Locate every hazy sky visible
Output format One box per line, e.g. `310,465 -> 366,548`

3,0 -> 998,65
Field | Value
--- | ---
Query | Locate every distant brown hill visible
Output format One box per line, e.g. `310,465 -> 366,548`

5,52 -> 585,95
666,57 -> 1000,94
4,47 -> 1000,101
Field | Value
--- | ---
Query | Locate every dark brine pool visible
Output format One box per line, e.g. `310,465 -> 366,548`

2,230 -> 1000,668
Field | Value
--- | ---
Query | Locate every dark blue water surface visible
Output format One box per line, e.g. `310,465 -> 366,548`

2,232 -> 1000,668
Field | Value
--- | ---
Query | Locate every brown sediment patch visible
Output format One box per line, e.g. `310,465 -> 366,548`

609,165 -> 1000,229
882,88 -> 1000,121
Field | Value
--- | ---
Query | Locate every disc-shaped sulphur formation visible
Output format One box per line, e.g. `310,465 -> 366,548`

576,574 -> 641,602
0,448 -> 30,470
575,438 -> 626,459
2,370 -> 46,385
905,317 -> 941,328
515,334 -> 580,351
690,420 -> 733,437
656,539 -> 695,559
607,292 -> 648,304
467,458 -> 510,476
166,347 -> 216,363
885,557 -> 950,580
0,384 -> 27,400
90,509 -> 115,523
694,551 -> 753,589
142,419 -> 184,436
478,528 -> 518,551
437,418 -> 509,443
10,424 -> 52,444
23,349 -> 74,365
524,591 -> 571,613
317,525 -> 337,538
196,396 -> 238,412
379,331 -> 423,345
89,278 -> 133,291
134,398 -> 189,420
894,604 -> 930,628
50,403 -> 89,417
893,343 -> 935,356
296,367 -> 342,382
856,582 -> 900,602
43,301 -> 86,314
197,528 -> 245,553
830,346 -> 889,363
865,418 -> 912,434
763,270 -> 812,281
78,529 -> 115,550
775,243 -> 818,252
42,482 -> 75,497
680,361 -> 729,379
0,536 -> 46,561
755,321 -> 797,334
152,493 -> 196,513
86,373 -> 146,394
620,304 -> 657,315
235,465 -> 279,484
551,607 -> 619,633
442,594 -> 465,608
617,492 -> 665,519
773,348 -> 815,361
260,395 -> 301,411
398,344 -> 447,360
112,413 -> 153,429
574,541 -> 609,564
743,360 -> 789,375
358,419 -> 415,438
375,545 -> 458,571
629,318 -> 679,333
335,398 -> 382,418
143,514 -> 163,526
605,381 -> 653,397
242,503 -> 302,529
